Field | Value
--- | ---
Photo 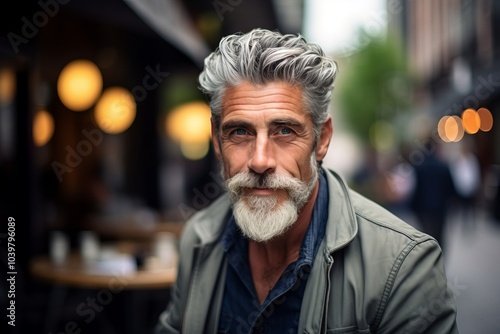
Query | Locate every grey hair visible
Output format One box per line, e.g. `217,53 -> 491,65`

198,28 -> 338,140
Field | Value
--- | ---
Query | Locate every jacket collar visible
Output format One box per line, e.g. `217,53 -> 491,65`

190,168 -> 358,252
191,192 -> 231,246
321,168 -> 358,255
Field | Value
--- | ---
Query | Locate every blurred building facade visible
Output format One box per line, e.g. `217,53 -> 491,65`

391,0 -> 499,150
389,0 -> 500,199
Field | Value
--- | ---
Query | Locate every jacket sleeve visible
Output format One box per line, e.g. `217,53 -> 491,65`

376,239 -> 459,333
155,222 -> 197,334
155,284 -> 182,333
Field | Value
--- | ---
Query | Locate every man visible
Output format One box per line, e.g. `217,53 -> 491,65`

410,138 -> 457,252
156,28 -> 458,333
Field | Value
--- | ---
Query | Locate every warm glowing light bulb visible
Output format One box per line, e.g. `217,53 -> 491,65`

478,107 -> 493,132
438,116 -> 450,142
439,115 -> 464,142
0,68 -> 16,104
166,101 -> 212,160
449,116 -> 464,142
94,87 -> 136,134
180,140 -> 210,160
461,108 -> 480,134
444,116 -> 464,142
166,101 -> 211,142
33,109 -> 55,147
57,59 -> 103,111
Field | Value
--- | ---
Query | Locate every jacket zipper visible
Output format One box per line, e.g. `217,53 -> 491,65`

321,254 -> 334,333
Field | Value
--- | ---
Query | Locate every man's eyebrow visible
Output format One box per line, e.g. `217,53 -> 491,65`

271,118 -> 302,126
221,120 -> 252,132
220,118 -> 306,133
270,118 -> 306,131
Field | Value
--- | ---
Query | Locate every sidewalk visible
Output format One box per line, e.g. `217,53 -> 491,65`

443,208 -> 500,334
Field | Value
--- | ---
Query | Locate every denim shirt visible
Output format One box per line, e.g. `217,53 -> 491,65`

219,172 -> 329,334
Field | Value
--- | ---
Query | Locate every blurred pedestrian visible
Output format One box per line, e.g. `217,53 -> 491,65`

410,138 -> 456,251
448,140 -> 481,230
383,145 -> 416,223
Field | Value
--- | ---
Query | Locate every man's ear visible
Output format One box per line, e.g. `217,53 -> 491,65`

315,116 -> 333,161
211,118 -> 222,161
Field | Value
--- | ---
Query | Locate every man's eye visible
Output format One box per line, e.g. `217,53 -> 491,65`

279,127 -> 293,135
232,129 -> 247,135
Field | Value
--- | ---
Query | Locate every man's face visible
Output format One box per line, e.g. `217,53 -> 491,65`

212,81 -> 332,242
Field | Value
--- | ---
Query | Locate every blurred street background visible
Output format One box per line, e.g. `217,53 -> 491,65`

1,0 -> 500,333
444,206 -> 500,333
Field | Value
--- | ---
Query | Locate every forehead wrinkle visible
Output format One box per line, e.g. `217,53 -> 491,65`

221,82 -> 307,122
222,83 -> 303,107
223,103 -> 302,113
225,89 -> 300,100
226,86 -> 300,99
225,81 -> 301,94
223,94 -> 303,112
223,92 -> 302,107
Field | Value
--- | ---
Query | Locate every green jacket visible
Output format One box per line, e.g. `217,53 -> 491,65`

156,169 -> 458,333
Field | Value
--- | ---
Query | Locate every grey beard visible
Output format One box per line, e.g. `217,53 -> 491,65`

224,154 -> 319,242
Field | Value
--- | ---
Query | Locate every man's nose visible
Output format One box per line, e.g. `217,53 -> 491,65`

248,136 -> 276,175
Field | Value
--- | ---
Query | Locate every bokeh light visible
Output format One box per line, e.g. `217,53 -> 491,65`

461,108 -> 480,134
449,115 -> 465,142
438,115 -> 464,142
437,116 -> 450,142
94,87 -> 136,134
478,107 -> 493,132
180,141 -> 210,160
33,109 -> 55,147
369,120 -> 396,152
166,101 -> 211,160
57,59 -> 103,111
0,67 -> 16,104
166,101 -> 211,143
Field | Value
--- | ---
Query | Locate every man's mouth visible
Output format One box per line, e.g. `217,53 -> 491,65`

243,187 -> 277,196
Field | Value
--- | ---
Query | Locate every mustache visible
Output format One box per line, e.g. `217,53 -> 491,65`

225,172 -> 305,197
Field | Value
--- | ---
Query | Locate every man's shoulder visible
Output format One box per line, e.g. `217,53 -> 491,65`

322,168 -> 434,247
349,190 -> 435,246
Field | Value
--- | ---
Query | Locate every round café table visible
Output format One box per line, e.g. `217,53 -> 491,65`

30,254 -> 177,289
29,253 -> 177,333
